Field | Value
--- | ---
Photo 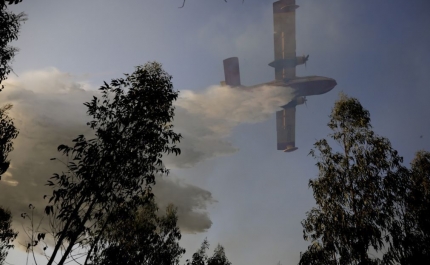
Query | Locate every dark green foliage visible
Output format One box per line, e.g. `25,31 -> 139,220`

0,206 -> 17,264
0,2 -> 21,262
300,93 -> 430,264
42,62 -> 181,265
383,151 -> 430,264
300,93 -> 405,265
92,202 -> 185,265
187,239 -> 209,265
2,1 -> 23,5
207,245 -> 231,265
186,239 -> 231,265
0,104 -> 18,179
0,0 -> 25,91
0,0 -> 21,178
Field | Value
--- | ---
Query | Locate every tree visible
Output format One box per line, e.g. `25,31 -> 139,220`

0,206 -> 17,265
92,201 -> 185,265
383,150 -> 430,264
3,1 -> 23,5
0,0 -> 22,177
0,0 -> 26,91
187,238 -> 209,265
207,244 -> 231,265
300,93 -> 405,265
38,62 -> 181,265
0,84 -> 19,265
0,104 -> 18,179
0,104 -> 19,264
0,2 -> 23,263
186,239 -> 231,265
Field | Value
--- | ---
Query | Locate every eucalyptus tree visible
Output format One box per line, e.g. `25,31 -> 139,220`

299,93 -> 406,265
0,104 -> 18,179
0,0 -> 25,91
0,104 -> 18,264
207,244 -> 231,265
186,239 -> 231,265
40,62 -> 181,265
0,0 -> 22,176
187,239 -> 209,265
90,201 -> 185,265
0,1 -> 23,262
0,207 -> 16,265
383,150 -> 430,264
3,1 -> 22,4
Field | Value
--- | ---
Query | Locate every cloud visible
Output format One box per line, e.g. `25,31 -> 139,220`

0,68 -> 210,245
153,177 -> 215,233
0,67 -> 295,246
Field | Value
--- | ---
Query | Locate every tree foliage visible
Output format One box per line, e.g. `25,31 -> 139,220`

92,201 -> 185,265
300,93 -> 430,265
186,239 -> 231,265
0,104 -> 18,265
0,2 -> 22,263
0,104 -> 18,179
0,206 -> 17,265
300,93 -> 406,265
0,0 -> 21,178
40,62 -> 181,265
2,1 -> 23,5
187,238 -> 209,265
383,150 -> 430,264
0,0 -> 25,91
207,245 -> 231,265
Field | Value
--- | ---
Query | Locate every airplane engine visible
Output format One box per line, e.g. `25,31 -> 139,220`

296,55 -> 309,66
223,57 -> 241,87
295,96 -> 306,105
280,96 -> 307,108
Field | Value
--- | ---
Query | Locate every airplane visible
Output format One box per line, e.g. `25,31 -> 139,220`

220,0 -> 337,152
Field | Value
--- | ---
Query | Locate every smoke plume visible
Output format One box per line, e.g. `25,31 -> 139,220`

0,68 -> 295,245
166,85 -> 295,167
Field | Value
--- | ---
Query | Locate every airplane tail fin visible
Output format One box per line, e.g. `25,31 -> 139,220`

223,57 -> 241,87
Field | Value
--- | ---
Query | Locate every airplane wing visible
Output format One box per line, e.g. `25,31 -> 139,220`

270,0 -> 299,81
276,106 -> 297,152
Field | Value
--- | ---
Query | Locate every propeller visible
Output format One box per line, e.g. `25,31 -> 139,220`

294,96 -> 307,107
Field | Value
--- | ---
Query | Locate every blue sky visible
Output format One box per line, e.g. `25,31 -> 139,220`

2,1 -> 430,264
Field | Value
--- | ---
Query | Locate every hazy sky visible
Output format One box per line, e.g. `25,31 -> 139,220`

2,1 -> 430,264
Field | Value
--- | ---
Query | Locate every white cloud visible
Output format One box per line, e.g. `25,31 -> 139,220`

0,66 -> 296,247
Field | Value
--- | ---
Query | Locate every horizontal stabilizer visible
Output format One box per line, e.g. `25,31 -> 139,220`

223,57 -> 241,87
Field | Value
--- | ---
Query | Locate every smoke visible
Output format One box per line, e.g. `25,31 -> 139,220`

165,85 -> 295,167
0,68 -> 294,245
153,177 -> 215,233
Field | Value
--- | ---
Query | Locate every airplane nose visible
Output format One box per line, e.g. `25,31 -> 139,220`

318,78 -> 337,94
288,76 -> 337,96
327,78 -> 337,91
